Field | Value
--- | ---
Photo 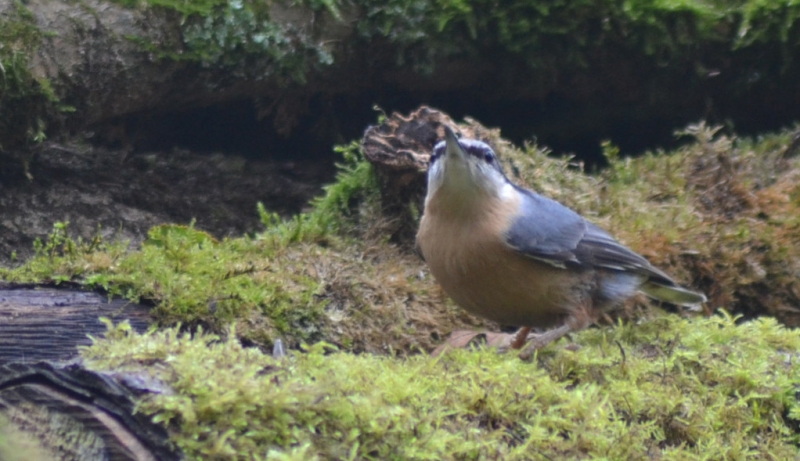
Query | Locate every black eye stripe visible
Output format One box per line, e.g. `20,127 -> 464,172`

429,139 -> 497,165
464,145 -> 495,162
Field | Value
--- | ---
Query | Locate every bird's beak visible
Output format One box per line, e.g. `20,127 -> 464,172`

444,126 -> 465,159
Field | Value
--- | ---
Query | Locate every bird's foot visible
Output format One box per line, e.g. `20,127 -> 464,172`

517,324 -> 574,360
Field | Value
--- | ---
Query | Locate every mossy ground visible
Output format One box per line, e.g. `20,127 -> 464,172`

83,313 -> 800,459
2,118 -> 800,458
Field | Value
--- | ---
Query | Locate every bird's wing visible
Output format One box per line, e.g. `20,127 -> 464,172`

504,189 -> 675,285
503,189 -> 586,268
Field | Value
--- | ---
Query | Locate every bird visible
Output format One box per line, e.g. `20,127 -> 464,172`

416,126 -> 706,359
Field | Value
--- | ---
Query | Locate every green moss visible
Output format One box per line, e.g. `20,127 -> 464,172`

351,0 -> 800,77
259,140 -> 380,245
3,220 -> 332,346
113,0 -> 334,84
81,312 -> 800,459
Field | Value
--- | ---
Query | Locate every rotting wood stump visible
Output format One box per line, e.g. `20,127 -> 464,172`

361,105 -> 503,243
0,285 -> 179,460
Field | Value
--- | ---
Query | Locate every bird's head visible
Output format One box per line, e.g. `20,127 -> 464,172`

426,127 -> 511,205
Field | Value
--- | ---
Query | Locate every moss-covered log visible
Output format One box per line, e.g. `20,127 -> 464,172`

3,0 -> 800,158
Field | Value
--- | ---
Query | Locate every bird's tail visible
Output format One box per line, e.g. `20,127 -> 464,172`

641,281 -> 707,308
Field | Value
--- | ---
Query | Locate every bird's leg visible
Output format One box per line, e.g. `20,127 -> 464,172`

518,307 -> 596,360
493,327 -> 540,353
517,324 -> 574,360
510,326 -> 532,349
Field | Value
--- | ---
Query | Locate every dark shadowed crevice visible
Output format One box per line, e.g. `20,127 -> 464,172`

101,81 -> 800,170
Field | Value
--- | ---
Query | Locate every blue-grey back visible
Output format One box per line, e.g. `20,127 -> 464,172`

504,187 -> 676,285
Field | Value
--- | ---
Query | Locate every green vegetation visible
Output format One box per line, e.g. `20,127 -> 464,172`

352,0 -> 800,74
0,1 -> 59,171
105,0 -> 800,80
82,313 -> 800,459
259,141 -> 380,245
111,0 -> 336,84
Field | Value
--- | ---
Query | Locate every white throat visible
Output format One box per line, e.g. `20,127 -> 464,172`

425,154 -> 511,217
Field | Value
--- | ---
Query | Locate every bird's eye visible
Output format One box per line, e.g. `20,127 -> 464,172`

484,150 -> 495,163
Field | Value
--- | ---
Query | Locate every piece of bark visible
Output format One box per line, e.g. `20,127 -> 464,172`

361,106 -> 502,243
0,361 -> 179,460
0,285 -> 152,365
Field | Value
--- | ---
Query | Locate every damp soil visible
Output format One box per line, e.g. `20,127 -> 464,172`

0,141 -> 335,266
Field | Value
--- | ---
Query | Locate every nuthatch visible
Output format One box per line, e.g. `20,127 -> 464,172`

416,127 -> 706,358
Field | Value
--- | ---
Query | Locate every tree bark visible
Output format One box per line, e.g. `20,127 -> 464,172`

0,361 -> 179,460
0,285 -> 151,364
0,285 -> 173,460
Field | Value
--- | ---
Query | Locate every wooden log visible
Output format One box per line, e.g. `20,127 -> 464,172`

0,285 -> 151,364
0,285 -> 177,459
360,106 -> 503,244
0,361 -> 180,460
